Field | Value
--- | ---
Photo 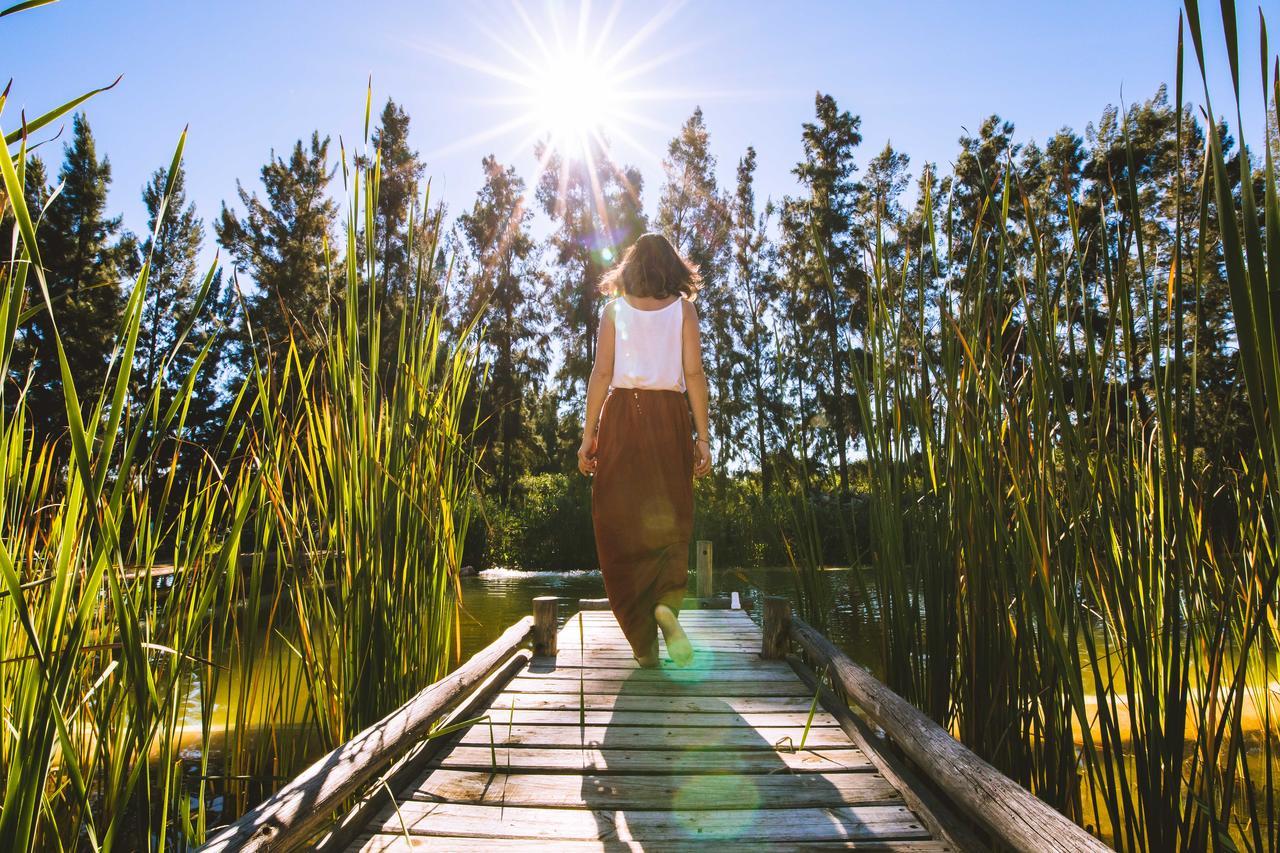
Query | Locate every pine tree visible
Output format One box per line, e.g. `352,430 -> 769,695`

135,161 -> 234,460
778,93 -> 864,495
137,162 -> 203,402
24,114 -> 132,442
458,155 -> 547,499
656,108 -> 738,466
536,137 -> 646,404
215,132 -> 338,371
368,99 -> 424,298
730,146 -> 782,495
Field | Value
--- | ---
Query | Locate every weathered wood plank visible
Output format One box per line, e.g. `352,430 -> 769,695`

456,723 -> 853,749
406,768 -> 898,810
472,708 -> 840,727
362,801 -> 932,842
572,637 -> 766,650
517,666 -> 797,681
432,745 -> 873,774
486,692 -> 820,713
503,676 -> 811,696
353,833 -> 955,851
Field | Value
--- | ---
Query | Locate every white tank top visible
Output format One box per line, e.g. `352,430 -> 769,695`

609,295 -> 686,392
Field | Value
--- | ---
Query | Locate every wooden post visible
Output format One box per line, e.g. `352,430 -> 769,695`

695,540 -> 713,599
532,596 -> 558,657
762,596 -> 791,660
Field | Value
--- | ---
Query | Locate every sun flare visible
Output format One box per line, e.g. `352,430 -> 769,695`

420,1 -> 691,168
527,50 -> 622,159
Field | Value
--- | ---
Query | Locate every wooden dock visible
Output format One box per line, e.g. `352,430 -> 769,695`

347,607 -> 943,850
201,543 -> 1111,853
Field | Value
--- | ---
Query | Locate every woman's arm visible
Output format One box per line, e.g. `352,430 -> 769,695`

577,304 -> 616,476
682,299 -> 712,478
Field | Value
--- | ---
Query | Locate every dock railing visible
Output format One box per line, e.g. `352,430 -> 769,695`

762,595 -> 1110,853
199,617 -> 537,852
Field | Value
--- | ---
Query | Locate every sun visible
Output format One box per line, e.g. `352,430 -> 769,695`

527,49 -> 622,160
418,1 -> 692,167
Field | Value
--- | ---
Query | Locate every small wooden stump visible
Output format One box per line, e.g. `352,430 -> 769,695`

695,540 -> 713,599
761,596 -> 791,660
532,596 -> 559,657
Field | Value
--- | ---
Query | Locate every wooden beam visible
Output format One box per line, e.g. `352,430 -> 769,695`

199,616 -> 535,853
761,596 -> 791,660
532,596 -> 559,657
311,650 -> 532,852
695,540 -> 713,598
788,616 -> 1111,853
787,655 -> 988,853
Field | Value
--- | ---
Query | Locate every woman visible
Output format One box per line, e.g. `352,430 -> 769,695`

577,232 -> 713,668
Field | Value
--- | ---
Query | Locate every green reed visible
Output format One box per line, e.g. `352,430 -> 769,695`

1,36 -> 479,849
815,3 -> 1279,849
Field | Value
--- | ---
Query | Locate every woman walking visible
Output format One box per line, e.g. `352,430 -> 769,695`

577,233 -> 713,668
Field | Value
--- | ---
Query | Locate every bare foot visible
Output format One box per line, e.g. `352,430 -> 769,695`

634,638 -> 661,669
654,604 -> 694,667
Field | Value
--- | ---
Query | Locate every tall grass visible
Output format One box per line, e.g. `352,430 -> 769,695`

828,2 -> 1279,849
1,52 -> 479,851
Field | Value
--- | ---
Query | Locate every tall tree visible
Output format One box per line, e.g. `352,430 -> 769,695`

367,99 -> 424,298
779,93 -> 864,495
656,108 -> 739,468
536,136 -> 645,403
135,162 -> 234,458
458,155 -> 547,499
216,132 -> 338,371
730,146 -> 783,494
136,162 -> 203,401
24,114 -> 133,441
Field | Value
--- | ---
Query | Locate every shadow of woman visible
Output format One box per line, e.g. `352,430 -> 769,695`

576,646 -> 911,849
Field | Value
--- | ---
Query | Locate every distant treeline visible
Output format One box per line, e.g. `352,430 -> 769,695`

9,86 -> 1262,568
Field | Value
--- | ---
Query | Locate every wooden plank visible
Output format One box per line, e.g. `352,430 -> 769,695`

548,654 -> 766,670
791,617 -> 1108,853
456,723 -> 854,750
353,833 -> 955,851
478,708 -> 842,728
432,745 -> 874,774
579,613 -> 756,624
573,638 -> 764,651
487,692 -> 819,714
361,801 -> 932,842
503,677 -> 811,696
517,666 -> 797,681
576,617 -> 752,630
406,769 -> 899,810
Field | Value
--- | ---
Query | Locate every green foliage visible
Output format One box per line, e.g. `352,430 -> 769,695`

21,113 -> 133,442
457,155 -> 548,499
215,131 -> 338,368
823,5 -> 1280,849
1,72 -> 477,851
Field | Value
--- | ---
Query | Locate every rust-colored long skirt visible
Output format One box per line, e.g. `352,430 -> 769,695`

591,387 -> 695,657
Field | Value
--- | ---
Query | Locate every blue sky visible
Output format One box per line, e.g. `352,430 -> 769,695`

5,0 -> 1275,260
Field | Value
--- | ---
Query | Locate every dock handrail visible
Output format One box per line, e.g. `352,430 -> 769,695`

199,616 -> 535,853
777,603 -> 1110,852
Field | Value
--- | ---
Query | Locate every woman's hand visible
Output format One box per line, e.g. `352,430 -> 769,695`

693,438 -> 712,478
577,434 -> 598,476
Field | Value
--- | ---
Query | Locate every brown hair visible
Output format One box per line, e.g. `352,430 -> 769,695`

597,232 -> 702,300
